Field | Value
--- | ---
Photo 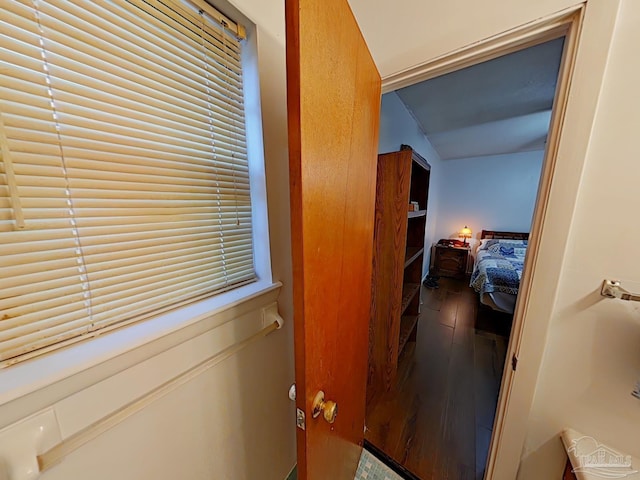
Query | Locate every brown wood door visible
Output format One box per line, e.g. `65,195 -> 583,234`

285,0 -> 381,478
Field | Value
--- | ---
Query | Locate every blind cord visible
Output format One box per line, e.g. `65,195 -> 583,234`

33,0 -> 95,325
199,9 -> 228,286
221,22 -> 241,228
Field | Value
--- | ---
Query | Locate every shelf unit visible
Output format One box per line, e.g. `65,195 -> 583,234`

367,145 -> 431,398
398,315 -> 419,356
404,247 -> 424,268
408,210 -> 426,219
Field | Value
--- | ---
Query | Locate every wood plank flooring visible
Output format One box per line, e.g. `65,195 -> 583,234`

365,278 -> 510,480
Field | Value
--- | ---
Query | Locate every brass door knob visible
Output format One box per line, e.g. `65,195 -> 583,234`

312,390 -> 338,424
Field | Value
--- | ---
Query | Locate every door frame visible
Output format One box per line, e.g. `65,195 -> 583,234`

380,1 -> 621,478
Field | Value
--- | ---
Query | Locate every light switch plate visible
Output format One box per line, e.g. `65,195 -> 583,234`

0,409 -> 61,480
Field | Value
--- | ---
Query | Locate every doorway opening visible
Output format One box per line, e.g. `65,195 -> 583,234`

364,20 -> 575,480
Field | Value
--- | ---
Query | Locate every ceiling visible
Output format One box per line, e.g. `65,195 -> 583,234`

394,38 -> 565,160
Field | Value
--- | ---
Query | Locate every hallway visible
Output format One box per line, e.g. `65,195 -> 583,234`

365,278 -> 511,479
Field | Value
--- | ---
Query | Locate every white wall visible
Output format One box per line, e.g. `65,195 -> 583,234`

518,0 -> 640,477
0,0 -> 297,478
378,92 -> 443,277
36,303 -> 294,480
434,151 -> 544,249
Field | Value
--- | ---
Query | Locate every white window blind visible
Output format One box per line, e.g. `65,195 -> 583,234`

0,0 -> 255,366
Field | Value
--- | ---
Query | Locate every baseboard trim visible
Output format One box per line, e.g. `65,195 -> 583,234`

285,464 -> 297,480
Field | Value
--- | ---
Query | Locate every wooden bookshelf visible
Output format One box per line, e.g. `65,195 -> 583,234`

404,247 -> 424,268
368,145 -> 431,399
398,315 -> 419,356
408,210 -> 426,219
400,283 -> 421,314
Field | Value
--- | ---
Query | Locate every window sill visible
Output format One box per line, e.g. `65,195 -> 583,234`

0,279 -> 282,420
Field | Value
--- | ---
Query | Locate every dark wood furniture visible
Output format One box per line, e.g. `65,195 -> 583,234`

368,145 -> 431,399
480,229 -> 530,240
432,244 -> 470,278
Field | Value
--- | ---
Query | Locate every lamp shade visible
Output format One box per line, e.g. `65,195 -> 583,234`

459,226 -> 472,239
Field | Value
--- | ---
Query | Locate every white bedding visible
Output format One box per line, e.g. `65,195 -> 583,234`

480,291 -> 517,313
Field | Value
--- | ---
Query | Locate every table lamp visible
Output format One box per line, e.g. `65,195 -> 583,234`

459,226 -> 472,246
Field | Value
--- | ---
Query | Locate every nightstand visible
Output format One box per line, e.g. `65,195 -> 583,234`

432,244 -> 470,278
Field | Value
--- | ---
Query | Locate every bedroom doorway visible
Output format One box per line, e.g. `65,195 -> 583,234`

364,8 -> 582,479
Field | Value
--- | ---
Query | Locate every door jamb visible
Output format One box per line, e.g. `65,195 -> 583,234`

380,1 -> 621,477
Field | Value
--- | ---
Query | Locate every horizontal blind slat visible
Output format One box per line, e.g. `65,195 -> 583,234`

39,4 -> 244,98
90,271 -> 253,321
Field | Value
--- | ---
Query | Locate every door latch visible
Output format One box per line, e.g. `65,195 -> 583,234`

296,408 -> 306,430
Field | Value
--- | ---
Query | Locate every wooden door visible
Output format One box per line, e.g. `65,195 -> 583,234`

285,0 -> 381,478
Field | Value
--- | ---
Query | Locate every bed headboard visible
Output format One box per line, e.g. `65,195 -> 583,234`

480,230 -> 529,240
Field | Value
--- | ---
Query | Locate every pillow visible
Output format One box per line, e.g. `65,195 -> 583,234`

476,239 -> 491,251
482,238 -> 527,248
487,242 -> 527,256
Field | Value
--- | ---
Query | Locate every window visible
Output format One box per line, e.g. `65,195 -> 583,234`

0,0 -> 257,366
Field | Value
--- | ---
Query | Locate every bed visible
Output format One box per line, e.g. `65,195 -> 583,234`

470,230 -> 529,314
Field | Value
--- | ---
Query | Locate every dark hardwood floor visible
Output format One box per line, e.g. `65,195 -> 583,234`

365,278 -> 511,480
